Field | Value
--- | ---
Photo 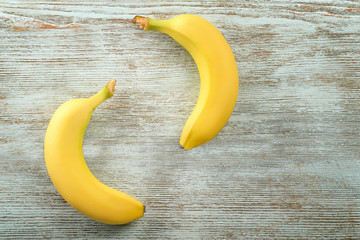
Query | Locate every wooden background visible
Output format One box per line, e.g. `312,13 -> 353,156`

1,0 -> 359,239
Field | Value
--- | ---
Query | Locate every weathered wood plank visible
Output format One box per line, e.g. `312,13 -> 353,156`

1,0 -> 359,239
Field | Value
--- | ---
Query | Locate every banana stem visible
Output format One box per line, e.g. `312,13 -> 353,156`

106,79 -> 116,96
131,16 -> 150,30
131,16 -> 166,32
87,79 -> 116,109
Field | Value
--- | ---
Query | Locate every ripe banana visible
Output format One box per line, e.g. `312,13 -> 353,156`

44,80 -> 144,225
132,14 -> 239,150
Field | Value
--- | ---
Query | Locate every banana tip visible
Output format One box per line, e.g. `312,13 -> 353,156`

179,141 -> 192,150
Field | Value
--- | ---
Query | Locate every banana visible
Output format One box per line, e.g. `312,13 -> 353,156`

44,80 -> 144,225
132,14 -> 239,150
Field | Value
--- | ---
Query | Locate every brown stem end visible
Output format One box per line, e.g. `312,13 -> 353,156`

131,16 -> 149,31
106,79 -> 116,96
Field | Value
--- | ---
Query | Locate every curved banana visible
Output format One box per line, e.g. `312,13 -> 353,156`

44,80 -> 144,225
132,14 -> 239,150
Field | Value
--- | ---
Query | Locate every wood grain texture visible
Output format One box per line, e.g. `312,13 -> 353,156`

1,0 -> 359,239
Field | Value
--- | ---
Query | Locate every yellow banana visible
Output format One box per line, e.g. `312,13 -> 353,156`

44,80 -> 144,225
132,14 -> 239,150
